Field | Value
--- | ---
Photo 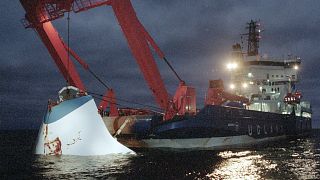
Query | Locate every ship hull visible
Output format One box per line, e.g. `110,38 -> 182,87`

103,105 -> 312,150
35,95 -> 134,156
130,135 -> 287,150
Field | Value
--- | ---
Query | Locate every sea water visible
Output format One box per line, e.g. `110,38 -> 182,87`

1,130 -> 320,179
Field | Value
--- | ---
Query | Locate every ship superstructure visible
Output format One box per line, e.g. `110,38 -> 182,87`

225,20 -> 312,122
229,55 -> 312,118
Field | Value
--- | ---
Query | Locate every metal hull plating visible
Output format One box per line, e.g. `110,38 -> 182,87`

134,135 -> 287,150
103,105 -> 312,150
35,95 -> 134,156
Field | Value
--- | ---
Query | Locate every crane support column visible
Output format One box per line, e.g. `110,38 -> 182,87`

98,89 -> 119,117
110,0 -> 170,111
35,22 -> 85,90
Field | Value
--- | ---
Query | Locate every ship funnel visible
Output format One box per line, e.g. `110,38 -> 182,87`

34,86 -> 134,156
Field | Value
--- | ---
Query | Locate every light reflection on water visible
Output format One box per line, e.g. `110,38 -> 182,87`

30,136 -> 320,179
285,139 -> 320,179
204,137 -> 320,180
2,130 -> 320,179
32,154 -> 134,179
207,151 -> 275,179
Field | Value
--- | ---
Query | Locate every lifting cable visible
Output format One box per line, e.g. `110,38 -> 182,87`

63,27 -> 156,109
91,95 -> 126,108
80,67 -> 161,111
92,95 -> 162,114
87,91 -> 163,111
62,12 -> 166,111
85,73 -> 164,111
84,58 -> 183,111
66,11 -> 71,86
163,57 -> 184,83
87,68 -> 111,90
64,11 -> 111,89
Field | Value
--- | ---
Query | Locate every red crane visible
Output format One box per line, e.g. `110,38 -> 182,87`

20,0 -> 196,120
205,80 -> 249,105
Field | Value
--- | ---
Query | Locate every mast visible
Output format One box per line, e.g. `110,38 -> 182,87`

244,20 -> 261,57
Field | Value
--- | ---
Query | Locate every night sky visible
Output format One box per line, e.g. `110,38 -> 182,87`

0,0 -> 319,129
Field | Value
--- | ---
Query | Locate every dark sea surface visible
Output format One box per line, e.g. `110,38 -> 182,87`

1,130 -> 320,179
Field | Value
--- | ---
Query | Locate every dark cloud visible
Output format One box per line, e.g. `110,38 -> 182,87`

1,0 -> 319,129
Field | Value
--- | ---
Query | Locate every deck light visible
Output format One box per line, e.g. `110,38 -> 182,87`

227,63 -> 238,70
294,65 -> 299,70
230,84 -> 235,89
242,83 -> 248,88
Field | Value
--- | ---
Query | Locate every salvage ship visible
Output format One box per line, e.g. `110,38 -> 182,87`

20,0 -> 312,154
103,20 -> 312,150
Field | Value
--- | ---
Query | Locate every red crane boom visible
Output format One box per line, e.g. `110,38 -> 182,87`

20,0 -> 196,120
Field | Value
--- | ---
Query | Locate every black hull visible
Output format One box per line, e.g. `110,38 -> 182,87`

111,105 -> 312,149
136,105 -> 312,140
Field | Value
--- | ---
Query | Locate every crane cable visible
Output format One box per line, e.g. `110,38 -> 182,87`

163,57 -> 184,83
63,11 -> 164,111
62,15 -> 143,108
64,11 -> 111,89
85,69 -> 163,112
91,94 -> 163,114
66,11 -> 70,86
87,68 -> 111,89
87,91 -> 163,111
